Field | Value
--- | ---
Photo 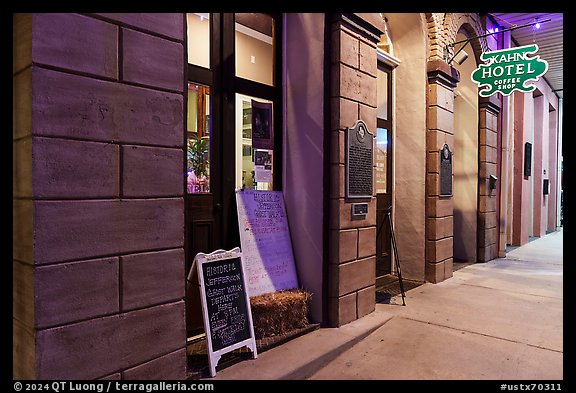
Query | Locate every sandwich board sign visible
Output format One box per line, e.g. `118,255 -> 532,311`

235,189 -> 299,297
191,247 -> 257,377
471,44 -> 548,97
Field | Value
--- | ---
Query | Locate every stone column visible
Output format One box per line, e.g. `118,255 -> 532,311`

13,13 -> 186,380
512,91 -> 530,246
328,14 -> 384,327
425,60 -> 458,283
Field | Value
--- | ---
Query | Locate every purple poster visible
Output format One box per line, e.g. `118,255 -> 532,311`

251,100 -> 274,150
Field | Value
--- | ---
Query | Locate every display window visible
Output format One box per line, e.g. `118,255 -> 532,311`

187,83 -> 211,193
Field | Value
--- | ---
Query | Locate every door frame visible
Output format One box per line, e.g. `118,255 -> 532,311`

375,61 -> 393,283
184,13 -> 283,337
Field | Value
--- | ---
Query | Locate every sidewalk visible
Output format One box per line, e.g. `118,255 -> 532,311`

205,228 -> 563,380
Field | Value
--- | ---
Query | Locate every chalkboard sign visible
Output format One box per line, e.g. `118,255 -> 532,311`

346,120 -> 374,199
439,144 -> 453,197
236,190 -> 299,297
194,248 -> 257,377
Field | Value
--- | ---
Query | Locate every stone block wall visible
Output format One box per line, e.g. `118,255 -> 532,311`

478,96 -> 500,261
327,14 -> 383,327
13,13 -> 186,380
425,60 -> 458,283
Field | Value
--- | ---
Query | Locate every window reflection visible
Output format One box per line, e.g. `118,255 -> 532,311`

377,69 -> 388,120
236,93 -> 274,190
376,128 -> 388,193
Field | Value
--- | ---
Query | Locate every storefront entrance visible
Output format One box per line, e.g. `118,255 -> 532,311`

185,13 -> 282,337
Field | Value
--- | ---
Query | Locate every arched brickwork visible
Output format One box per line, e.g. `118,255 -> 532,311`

424,13 -> 501,282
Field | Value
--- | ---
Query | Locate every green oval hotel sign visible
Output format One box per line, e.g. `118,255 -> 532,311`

471,44 -> 548,97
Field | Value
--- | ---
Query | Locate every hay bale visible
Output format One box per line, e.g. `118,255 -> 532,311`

250,289 -> 311,339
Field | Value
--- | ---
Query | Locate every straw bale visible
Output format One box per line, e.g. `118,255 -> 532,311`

250,289 -> 311,339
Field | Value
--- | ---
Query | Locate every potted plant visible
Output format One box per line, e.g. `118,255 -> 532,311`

187,138 -> 209,192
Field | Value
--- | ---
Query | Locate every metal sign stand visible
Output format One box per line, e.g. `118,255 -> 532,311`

377,206 -> 406,306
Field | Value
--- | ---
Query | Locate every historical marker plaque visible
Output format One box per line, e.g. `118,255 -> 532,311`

194,248 -> 257,377
346,120 -> 374,199
439,144 -> 452,197
524,142 -> 532,177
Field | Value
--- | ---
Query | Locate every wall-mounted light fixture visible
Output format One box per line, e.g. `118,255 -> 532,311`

489,174 -> 498,190
453,50 -> 469,65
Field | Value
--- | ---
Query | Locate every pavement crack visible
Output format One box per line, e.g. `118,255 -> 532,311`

398,316 -> 563,354
458,282 -> 563,300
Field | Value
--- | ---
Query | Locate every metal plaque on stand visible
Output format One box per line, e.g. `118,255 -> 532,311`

345,120 -> 374,199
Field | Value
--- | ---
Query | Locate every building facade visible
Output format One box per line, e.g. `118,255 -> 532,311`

13,12 -> 562,380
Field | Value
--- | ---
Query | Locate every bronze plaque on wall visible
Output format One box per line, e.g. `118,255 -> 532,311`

524,142 -> 532,177
439,144 -> 452,197
346,120 -> 374,199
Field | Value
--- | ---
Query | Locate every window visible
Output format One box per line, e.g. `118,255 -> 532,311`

235,13 -> 275,86
187,83 -> 211,193
377,68 -> 389,120
187,13 -> 210,68
376,65 -> 392,194
236,94 -> 274,190
376,127 -> 388,193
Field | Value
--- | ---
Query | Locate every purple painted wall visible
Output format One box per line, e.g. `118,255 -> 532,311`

13,13 -> 186,380
283,13 -> 325,323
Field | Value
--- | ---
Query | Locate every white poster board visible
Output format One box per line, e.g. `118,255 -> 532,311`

235,190 -> 299,297
193,247 -> 257,377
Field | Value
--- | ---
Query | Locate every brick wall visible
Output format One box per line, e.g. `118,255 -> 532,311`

424,13 -> 500,276
327,14 -> 384,327
13,13 -> 186,380
478,96 -> 500,261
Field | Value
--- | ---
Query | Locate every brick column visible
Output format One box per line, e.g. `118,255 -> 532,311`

425,60 -> 458,283
13,13 -> 186,380
327,14 -> 383,327
478,95 -> 501,261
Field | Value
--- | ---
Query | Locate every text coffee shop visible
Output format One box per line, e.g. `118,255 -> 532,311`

13,12 -> 562,380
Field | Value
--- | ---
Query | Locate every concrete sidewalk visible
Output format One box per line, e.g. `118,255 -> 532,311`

205,228 -> 563,380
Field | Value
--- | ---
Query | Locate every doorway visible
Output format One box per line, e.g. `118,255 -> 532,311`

185,13 -> 282,338
375,63 -> 393,286
452,32 -> 479,265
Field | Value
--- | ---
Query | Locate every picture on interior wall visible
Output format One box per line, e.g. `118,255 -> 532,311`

254,150 -> 273,183
251,100 -> 273,150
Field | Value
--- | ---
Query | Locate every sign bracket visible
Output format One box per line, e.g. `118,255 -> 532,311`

447,18 -> 550,65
